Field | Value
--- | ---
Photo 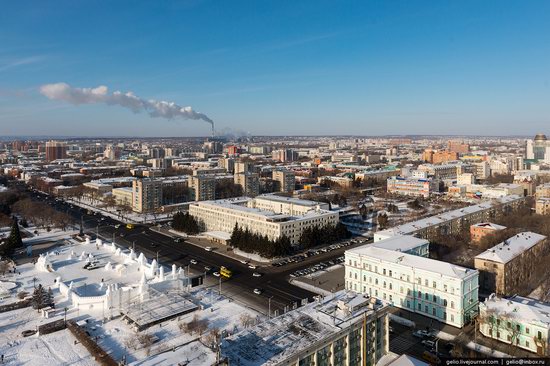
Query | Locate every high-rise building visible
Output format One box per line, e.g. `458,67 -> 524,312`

272,148 -> 298,162
526,133 -> 550,163
447,140 -> 470,154
190,175 -> 216,201
45,140 -> 68,162
272,169 -> 295,193
132,179 -> 162,213
234,172 -> 260,197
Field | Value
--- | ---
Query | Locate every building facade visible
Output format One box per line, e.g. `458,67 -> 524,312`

387,176 -> 438,198
45,140 -> 68,162
479,295 -> 550,356
526,133 -> 550,163
189,195 -> 338,244
470,222 -> 506,244
132,179 -> 162,213
346,237 -> 479,328
474,232 -> 548,296
234,172 -> 260,197
272,169 -> 295,193
221,291 -> 390,366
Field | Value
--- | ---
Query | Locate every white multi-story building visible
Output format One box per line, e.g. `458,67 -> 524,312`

345,236 -> 479,328
273,169 -> 295,193
479,295 -> 550,356
189,195 -> 338,244
526,133 -> 550,163
386,176 -> 439,198
221,290 -> 390,366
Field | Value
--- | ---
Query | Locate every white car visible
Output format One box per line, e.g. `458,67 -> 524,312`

114,224 -> 121,229
205,246 -> 212,251
252,272 -> 262,277
213,272 -> 220,277
248,264 -> 257,269
190,259 -> 198,265
253,288 -> 263,295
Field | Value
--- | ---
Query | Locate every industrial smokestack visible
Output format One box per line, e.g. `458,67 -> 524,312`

40,82 -> 214,127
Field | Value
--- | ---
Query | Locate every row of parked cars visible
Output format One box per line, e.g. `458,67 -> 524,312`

289,256 -> 345,278
272,238 -> 365,267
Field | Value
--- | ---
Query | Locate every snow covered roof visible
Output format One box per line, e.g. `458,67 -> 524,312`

471,222 -> 507,231
377,195 -> 522,238
354,235 -> 428,254
482,295 -> 550,328
475,232 -> 546,264
350,246 -> 476,280
222,291 -> 389,366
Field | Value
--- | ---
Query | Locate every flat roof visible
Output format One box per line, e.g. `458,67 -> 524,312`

377,196 -> 522,237
221,291 -> 388,366
482,295 -> 550,327
348,246 -> 476,280
475,232 -> 546,264
357,235 -> 428,253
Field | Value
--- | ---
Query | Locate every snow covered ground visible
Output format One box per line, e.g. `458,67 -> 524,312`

0,235 -> 262,365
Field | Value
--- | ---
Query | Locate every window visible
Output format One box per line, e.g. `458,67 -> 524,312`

354,260 -> 357,267
538,331 -> 542,340
444,284 -> 448,292
526,327 -> 530,334
425,279 -> 429,286
526,340 -> 530,348
507,335 -> 511,341
363,275 -> 366,281
497,331 -> 501,339
354,273 -> 357,280
433,281 -> 436,288
418,303 -> 421,310
451,301 -> 455,309
425,305 -> 428,313
507,322 -> 511,329
432,308 -> 436,316
417,278 -> 421,285
443,299 -> 448,306
400,286 -> 404,294
407,275 -> 410,282
383,269 -> 386,275
425,293 -> 429,300
418,291 -> 422,298
389,283 -> 393,290
443,311 -> 447,319
383,293 -> 386,300
389,295 -> 393,302
407,300 -> 411,308
375,266 -> 378,273
375,290 -> 378,296
389,270 -> 393,277
383,281 -> 386,289
349,272 -> 352,279
451,315 -> 454,322
375,279 -> 378,285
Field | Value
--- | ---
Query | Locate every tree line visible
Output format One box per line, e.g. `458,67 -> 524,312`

298,222 -> 351,249
230,224 -> 292,258
171,212 -> 202,235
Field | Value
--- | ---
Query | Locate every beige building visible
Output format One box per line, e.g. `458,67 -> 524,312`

536,198 -> 550,215
474,232 -> 548,296
221,291 -> 390,366
190,174 -> 216,201
272,169 -> 295,193
132,179 -> 162,213
234,172 -> 260,197
112,187 -> 133,206
470,222 -> 506,244
536,183 -> 550,199
189,195 -> 338,244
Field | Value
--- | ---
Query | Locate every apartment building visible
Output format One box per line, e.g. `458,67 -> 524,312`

475,232 -> 548,296
536,183 -> 550,199
470,222 -> 506,244
112,187 -> 133,206
479,295 -> 550,356
386,176 -> 439,198
45,140 -> 68,162
234,172 -> 260,197
272,169 -> 295,193
536,198 -> 550,215
190,174 -> 216,201
221,290 -> 390,366
374,195 -> 524,242
189,195 -> 338,244
345,236 -> 479,328
132,179 -> 162,213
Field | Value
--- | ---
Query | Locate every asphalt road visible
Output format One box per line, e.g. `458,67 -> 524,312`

26,190 -> 323,315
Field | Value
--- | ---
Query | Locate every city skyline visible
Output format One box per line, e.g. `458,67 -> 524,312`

1,0 -> 550,137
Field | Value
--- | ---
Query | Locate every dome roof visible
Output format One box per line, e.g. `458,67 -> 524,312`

534,133 -> 547,141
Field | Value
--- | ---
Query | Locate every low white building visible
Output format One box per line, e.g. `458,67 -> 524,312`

346,236 -> 479,328
479,295 -> 550,356
189,195 -> 338,244
386,176 -> 439,198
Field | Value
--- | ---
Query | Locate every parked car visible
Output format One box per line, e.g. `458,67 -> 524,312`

248,264 -> 257,269
413,330 -> 430,338
190,259 -> 198,265
421,340 -> 435,349
204,266 -> 212,272
205,247 -> 213,251
253,288 -> 263,295
252,272 -> 262,277
213,272 -> 220,277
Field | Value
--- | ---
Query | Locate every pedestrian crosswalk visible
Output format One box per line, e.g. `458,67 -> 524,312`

390,335 -> 417,354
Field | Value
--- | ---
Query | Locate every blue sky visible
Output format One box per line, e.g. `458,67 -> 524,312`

1,0 -> 549,137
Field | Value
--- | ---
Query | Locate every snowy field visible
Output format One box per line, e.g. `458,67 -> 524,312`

0,235 -> 261,365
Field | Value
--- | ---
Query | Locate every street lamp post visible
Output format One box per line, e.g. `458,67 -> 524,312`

268,296 -> 273,320
218,277 -> 222,295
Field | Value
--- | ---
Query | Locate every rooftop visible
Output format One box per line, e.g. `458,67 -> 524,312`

482,295 -> 550,328
475,232 -> 547,264
348,246 -> 476,280
221,291 -> 388,366
471,222 -> 507,231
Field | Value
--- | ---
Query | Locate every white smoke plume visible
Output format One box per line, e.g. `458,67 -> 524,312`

39,82 -> 213,125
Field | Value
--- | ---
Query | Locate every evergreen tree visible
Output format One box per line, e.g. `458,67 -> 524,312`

0,218 -> 23,257
32,284 -> 45,311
